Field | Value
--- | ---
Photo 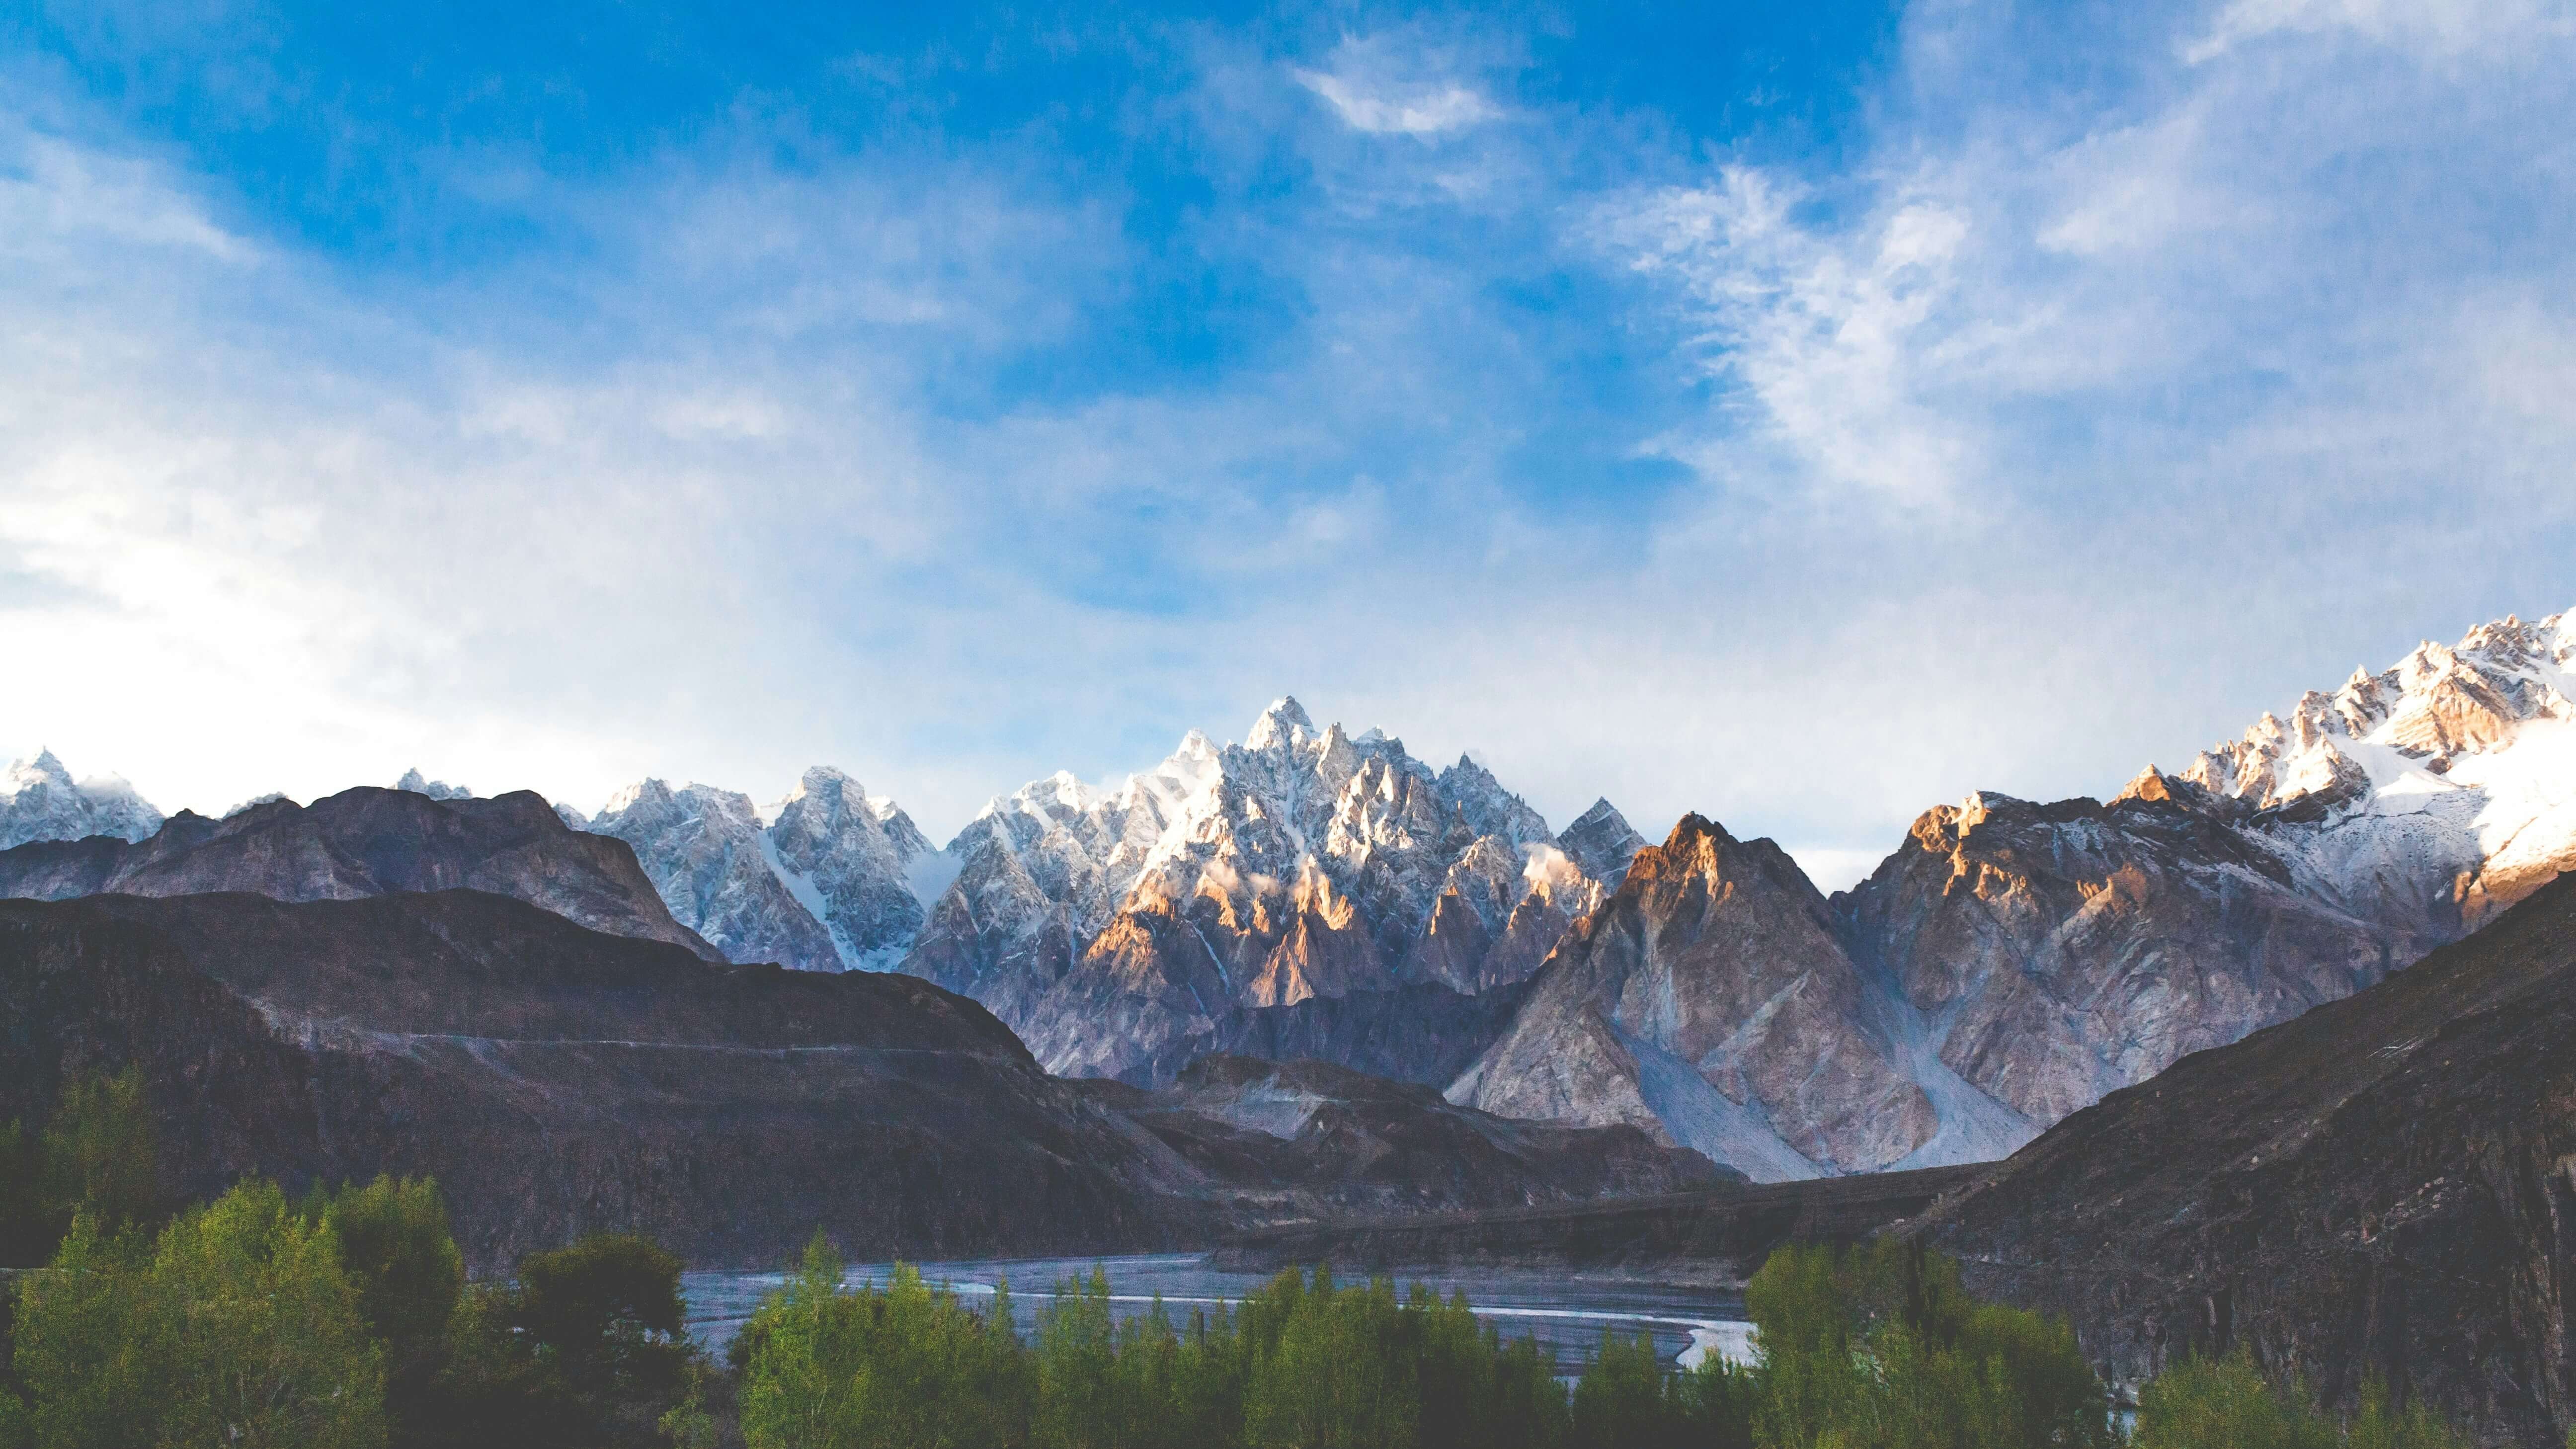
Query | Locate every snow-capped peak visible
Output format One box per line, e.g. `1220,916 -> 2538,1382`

1246,696 -> 1316,752
2183,605 -> 2574,810
2163,604 -> 2576,938
1,750 -> 166,850
4,749 -> 72,796
394,768 -> 474,801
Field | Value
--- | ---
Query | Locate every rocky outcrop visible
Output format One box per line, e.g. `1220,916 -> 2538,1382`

1087,1054 -> 1730,1222
0,786 -> 719,960
1918,873 -> 2576,1448
1455,815 -> 1942,1180
585,767 -> 940,972
907,699 -> 1650,1086
0,749 -> 162,850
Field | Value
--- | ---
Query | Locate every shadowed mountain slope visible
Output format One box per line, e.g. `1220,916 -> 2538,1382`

1917,871 -> 2576,1448
0,890 -> 1716,1271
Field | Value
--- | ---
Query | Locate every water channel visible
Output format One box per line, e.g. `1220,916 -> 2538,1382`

684,1253 -> 1756,1372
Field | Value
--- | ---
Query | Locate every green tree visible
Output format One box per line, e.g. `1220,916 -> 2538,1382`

2133,1351 -> 2337,1449
1491,1332 -> 1572,1449
13,1182 -> 386,1449
1745,1239 -> 2111,1449
1167,1303 -> 1248,1449
1572,1329 -> 1676,1449
306,1176 -> 466,1449
1244,1270 -> 1418,1449
1035,1268 -> 1119,1449
431,1230 -> 700,1449
738,1241 -> 1032,1449
39,1066 -> 162,1235
0,1067 -> 163,1268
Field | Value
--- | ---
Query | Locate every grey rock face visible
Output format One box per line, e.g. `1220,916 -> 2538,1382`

0,750 -> 163,849
582,767 -> 941,973
1556,799 -> 1650,888
0,785 -> 718,960
588,780 -> 846,971
1836,780 -> 2394,1127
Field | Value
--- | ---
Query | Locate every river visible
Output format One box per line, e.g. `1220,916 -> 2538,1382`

684,1253 -> 1754,1372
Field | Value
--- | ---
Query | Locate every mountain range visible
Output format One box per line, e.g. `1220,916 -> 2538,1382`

7,603 -> 2569,1183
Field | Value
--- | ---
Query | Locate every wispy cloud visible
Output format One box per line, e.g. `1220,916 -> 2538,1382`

1291,67 -> 1501,137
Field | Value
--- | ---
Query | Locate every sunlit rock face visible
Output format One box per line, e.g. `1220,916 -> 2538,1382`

0,749 -> 162,850
908,698 -> 1650,1086
1837,783 -> 2393,1128
1455,814 -> 1938,1181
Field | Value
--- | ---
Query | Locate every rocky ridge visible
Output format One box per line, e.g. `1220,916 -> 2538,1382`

582,767 -> 943,973
0,785 -> 719,961
1455,605 -> 2576,1180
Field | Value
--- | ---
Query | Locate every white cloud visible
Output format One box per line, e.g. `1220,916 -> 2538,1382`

4,2 -> 2574,882
1291,67 -> 1502,136
1600,169 -> 1990,503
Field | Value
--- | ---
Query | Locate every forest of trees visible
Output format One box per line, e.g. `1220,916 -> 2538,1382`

0,1068 -> 2496,1448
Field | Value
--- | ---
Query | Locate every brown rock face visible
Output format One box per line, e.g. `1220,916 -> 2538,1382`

1456,815 -> 1935,1177
1918,873 -> 2576,1449
1837,783 -> 2395,1125
0,787 -> 719,961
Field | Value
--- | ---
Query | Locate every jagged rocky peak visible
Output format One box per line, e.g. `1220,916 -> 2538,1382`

765,765 -> 936,968
584,766 -> 944,975
912,696 -> 1628,1085
1244,695 -> 1316,752
393,768 -> 474,801
0,749 -> 165,850
1555,798 -> 1650,886
2182,606 -> 2573,810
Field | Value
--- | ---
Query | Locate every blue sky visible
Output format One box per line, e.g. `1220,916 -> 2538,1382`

5,0 -> 2574,886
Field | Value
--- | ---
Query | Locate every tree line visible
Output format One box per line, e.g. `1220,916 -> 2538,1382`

0,1067 -> 2498,1447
